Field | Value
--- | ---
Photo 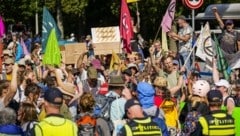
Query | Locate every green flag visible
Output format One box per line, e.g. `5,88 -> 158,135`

43,28 -> 61,66
42,6 -> 61,53
214,34 -> 230,81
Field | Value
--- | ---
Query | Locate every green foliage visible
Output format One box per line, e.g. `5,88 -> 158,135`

1,0 -> 240,39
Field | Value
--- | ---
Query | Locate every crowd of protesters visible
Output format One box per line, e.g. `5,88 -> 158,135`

0,6 -> 240,136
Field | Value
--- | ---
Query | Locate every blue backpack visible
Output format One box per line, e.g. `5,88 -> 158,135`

148,108 -> 169,136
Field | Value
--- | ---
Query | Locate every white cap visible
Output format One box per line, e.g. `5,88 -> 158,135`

215,79 -> 230,88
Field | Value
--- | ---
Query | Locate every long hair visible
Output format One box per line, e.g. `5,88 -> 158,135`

19,103 -> 38,123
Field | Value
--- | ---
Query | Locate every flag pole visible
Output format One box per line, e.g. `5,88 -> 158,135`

183,44 -> 197,67
135,1 -> 139,12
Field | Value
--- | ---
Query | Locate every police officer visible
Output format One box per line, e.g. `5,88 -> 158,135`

194,90 -> 235,136
117,98 -> 162,136
33,88 -> 78,136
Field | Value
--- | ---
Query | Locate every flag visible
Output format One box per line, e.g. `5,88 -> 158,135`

195,23 -> 214,70
195,22 -> 214,70
161,0 -> 176,32
222,50 -> 240,70
120,0 -> 133,53
42,28 -> 61,66
214,34 -> 230,80
15,43 -> 24,62
0,16 -> 5,38
109,50 -> 121,72
20,38 -> 30,56
127,0 -> 139,3
161,30 -> 168,51
42,6 -> 61,53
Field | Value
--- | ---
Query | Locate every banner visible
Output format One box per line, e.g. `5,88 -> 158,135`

43,28 -> 61,66
42,6 -> 61,53
127,0 -> 139,3
0,16 -> 5,38
161,0 -> 176,32
120,0 -> 133,53
91,26 -> 120,43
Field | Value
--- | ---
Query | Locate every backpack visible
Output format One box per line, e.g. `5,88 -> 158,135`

77,114 -> 97,136
93,94 -> 115,119
147,108 -> 169,136
93,94 -> 116,133
24,121 -> 38,136
234,96 -> 240,107
180,111 -> 201,136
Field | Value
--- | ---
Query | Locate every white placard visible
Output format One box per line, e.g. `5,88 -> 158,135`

91,26 -> 120,43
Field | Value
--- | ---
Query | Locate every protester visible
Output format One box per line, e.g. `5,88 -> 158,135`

17,103 -> 38,135
0,107 -> 23,136
1,3 -> 240,136
212,7 -> 240,54
168,15 -> 193,73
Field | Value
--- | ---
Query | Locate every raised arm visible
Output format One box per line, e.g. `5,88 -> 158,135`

212,57 -> 220,83
77,52 -> 87,69
4,64 -> 18,106
212,7 -> 225,29
149,46 -> 161,73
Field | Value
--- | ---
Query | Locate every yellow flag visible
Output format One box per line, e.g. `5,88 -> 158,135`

161,29 -> 168,52
127,0 -> 139,3
109,50 -> 121,72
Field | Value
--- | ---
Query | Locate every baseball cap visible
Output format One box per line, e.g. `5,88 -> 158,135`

207,90 -> 223,103
215,79 -> 230,88
225,19 -> 233,25
125,98 -> 141,111
176,15 -> 186,21
172,60 -> 179,65
44,87 -> 63,105
18,58 -> 26,66
3,58 -> 14,65
2,50 -> 13,57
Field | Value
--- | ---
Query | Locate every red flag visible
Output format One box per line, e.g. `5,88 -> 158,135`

120,0 -> 133,53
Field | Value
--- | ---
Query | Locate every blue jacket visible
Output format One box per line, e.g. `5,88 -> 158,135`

0,124 -> 23,136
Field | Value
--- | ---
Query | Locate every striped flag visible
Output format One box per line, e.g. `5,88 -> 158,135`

161,0 -> 176,32
20,38 -> 30,56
